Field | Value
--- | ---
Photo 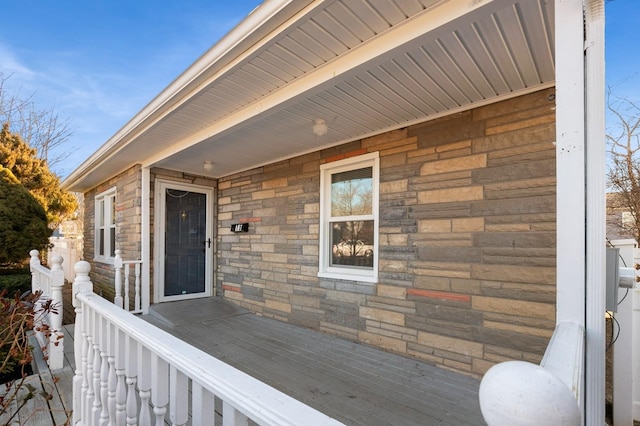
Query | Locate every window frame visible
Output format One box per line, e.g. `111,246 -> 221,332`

94,187 -> 117,264
318,152 -> 379,283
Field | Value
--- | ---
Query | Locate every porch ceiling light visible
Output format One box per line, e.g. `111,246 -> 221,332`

313,118 -> 327,137
203,161 -> 213,172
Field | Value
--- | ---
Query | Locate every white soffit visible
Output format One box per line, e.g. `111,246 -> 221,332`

66,0 -> 554,190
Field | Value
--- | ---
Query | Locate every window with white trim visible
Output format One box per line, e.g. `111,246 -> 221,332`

95,188 -> 116,262
319,152 -> 379,283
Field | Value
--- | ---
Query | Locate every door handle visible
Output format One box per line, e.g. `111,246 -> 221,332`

203,238 -> 212,248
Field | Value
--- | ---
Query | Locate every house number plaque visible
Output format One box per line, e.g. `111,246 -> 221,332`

231,223 -> 249,233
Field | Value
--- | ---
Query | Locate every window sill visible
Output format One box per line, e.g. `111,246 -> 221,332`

93,257 -> 116,266
317,271 -> 378,284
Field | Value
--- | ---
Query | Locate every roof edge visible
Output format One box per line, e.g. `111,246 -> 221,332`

62,0 -> 307,192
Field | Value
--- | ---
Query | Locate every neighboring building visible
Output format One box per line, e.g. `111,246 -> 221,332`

606,192 -> 637,241
62,0 -> 606,421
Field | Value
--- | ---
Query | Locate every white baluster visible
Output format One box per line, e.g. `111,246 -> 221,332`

99,348 -> 109,425
72,260 -> 92,425
48,254 -> 65,370
114,249 -> 123,309
169,366 -> 188,426
222,401 -> 249,426
125,335 -> 138,426
138,346 -> 152,426
81,322 -> 91,424
92,315 -> 103,425
106,323 -> 117,424
98,319 -> 110,426
108,352 -> 116,425
115,327 -> 127,426
191,383 -> 215,426
123,263 -> 130,312
134,263 -> 141,312
85,334 -> 95,424
151,354 -> 169,426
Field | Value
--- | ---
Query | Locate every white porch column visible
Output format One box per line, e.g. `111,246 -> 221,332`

141,166 -> 151,314
555,0 -> 586,324
585,0 -> 607,425
556,0 -> 606,425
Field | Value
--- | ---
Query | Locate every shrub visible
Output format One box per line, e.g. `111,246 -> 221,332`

0,268 -> 32,297
0,290 -> 56,423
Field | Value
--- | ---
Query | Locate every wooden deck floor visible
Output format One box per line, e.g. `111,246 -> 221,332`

0,330 -> 75,425
10,297 -> 486,425
144,297 -> 485,426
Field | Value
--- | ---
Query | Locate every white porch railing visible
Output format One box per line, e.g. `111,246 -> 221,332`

29,249 -> 65,370
113,249 -> 142,314
71,260 -> 344,426
479,322 -> 584,425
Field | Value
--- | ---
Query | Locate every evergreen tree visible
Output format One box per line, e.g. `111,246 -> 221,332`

0,166 -> 51,264
0,124 -> 77,229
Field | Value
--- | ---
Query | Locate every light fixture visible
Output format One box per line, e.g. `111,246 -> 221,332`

312,118 -> 328,136
203,160 -> 213,172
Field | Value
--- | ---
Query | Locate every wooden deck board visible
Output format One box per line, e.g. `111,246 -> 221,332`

185,319 -> 457,424
144,298 -> 486,426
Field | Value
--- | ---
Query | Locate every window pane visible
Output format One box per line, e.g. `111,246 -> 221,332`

109,227 -> 116,257
98,200 -> 105,226
99,229 -> 105,256
110,195 -> 116,225
331,167 -> 372,217
330,220 -> 374,268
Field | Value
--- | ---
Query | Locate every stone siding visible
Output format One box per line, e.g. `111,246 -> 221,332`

84,167 -> 218,304
217,88 -> 557,376
84,165 -> 142,301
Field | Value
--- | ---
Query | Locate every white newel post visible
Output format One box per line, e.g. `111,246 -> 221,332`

30,249 -> 41,293
114,249 -> 124,309
72,260 -> 93,426
48,254 -> 65,370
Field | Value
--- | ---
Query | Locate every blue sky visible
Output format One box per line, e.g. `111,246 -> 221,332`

0,0 -> 637,178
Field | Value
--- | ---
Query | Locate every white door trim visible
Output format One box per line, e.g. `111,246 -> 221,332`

154,179 -> 214,303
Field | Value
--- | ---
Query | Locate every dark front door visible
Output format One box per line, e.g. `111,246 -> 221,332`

157,181 -> 213,301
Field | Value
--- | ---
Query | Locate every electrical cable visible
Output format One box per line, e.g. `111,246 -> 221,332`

606,313 -> 620,352
618,287 -> 630,305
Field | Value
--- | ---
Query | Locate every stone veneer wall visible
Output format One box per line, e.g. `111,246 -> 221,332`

84,164 -> 142,301
84,167 -> 217,304
217,88 -> 557,376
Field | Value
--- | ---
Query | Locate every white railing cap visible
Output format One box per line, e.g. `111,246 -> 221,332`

479,360 -> 581,426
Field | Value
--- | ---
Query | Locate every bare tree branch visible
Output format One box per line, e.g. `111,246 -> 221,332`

0,73 -> 74,176
607,87 -> 640,242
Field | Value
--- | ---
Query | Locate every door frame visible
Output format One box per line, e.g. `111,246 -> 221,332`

154,179 -> 215,303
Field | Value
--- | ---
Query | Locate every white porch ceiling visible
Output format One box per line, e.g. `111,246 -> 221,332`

65,0 -> 555,191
